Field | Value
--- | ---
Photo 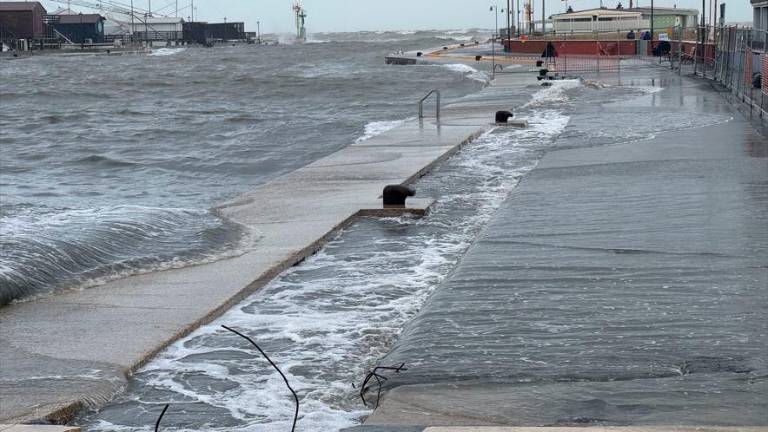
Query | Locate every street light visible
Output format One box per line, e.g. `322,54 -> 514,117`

490,5 -> 506,79
506,0 -> 512,46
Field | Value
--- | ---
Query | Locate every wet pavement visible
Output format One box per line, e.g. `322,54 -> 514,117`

0,70 -> 540,425
364,67 -> 768,427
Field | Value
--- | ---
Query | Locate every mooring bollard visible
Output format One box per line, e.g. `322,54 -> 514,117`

495,110 -> 514,123
383,185 -> 415,208
416,51 -> 423,57
475,55 -> 482,61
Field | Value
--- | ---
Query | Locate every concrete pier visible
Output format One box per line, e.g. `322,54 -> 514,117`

0,73 -> 537,424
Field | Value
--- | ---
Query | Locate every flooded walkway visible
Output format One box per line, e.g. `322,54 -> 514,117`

365,70 -> 768,427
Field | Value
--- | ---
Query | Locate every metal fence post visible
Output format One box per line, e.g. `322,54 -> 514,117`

693,26 -> 699,76
596,40 -> 600,73
678,26 -> 683,75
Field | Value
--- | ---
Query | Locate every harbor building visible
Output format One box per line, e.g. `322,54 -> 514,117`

50,14 -> 106,44
182,21 -> 208,44
129,16 -> 184,42
0,1 -> 47,40
756,0 -> 768,34
206,22 -> 245,41
550,8 -> 647,33
550,6 -> 697,34
626,6 -> 699,29
181,21 -> 252,45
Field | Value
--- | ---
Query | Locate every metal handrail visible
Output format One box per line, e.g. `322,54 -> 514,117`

418,89 -> 441,121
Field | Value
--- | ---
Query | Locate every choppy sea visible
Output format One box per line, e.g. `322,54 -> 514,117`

0,30 -> 489,305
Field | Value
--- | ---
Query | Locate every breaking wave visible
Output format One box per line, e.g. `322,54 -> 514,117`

0,205 -> 256,305
440,63 -> 490,83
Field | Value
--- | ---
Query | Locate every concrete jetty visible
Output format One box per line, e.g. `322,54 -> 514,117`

0,71 -> 537,423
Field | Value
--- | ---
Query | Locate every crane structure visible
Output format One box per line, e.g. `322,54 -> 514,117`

48,0 -> 193,41
48,0 -> 190,24
292,1 -> 307,43
524,0 -> 533,34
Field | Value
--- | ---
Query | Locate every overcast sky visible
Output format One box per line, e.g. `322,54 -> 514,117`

40,0 -> 754,33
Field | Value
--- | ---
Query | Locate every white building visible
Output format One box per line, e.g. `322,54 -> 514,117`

551,8 -> 648,34
129,16 -> 184,41
627,7 -> 698,29
755,0 -> 768,33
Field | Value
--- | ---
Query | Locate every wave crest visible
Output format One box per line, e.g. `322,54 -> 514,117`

0,205 -> 255,305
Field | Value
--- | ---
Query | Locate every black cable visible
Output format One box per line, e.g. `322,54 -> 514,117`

359,363 -> 407,408
221,325 -> 299,432
154,404 -> 169,432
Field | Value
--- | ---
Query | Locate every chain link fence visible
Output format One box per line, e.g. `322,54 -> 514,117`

711,26 -> 766,120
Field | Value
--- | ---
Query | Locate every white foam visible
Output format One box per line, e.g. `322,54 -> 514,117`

524,79 -> 582,107
149,47 -> 186,57
355,120 -> 406,143
441,63 -> 490,83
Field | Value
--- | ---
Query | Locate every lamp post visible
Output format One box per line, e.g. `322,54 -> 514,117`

490,5 -> 507,79
700,0 -> 706,70
257,20 -> 261,44
490,5 -> 497,79
506,0 -> 511,46
517,0 -> 521,36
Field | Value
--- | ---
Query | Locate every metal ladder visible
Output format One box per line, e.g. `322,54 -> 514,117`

418,89 -> 441,121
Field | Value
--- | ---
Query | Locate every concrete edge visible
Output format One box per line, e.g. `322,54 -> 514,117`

0,426 -> 81,432
7,401 -> 86,428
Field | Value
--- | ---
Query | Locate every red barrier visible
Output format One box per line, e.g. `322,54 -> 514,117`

763,54 -> 767,96
504,39 -> 636,56
552,55 -> 621,73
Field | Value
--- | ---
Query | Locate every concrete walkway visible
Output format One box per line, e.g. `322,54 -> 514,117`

0,71 -> 537,424
343,426 -> 768,432
358,70 -> 768,427
421,429 -> 768,432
